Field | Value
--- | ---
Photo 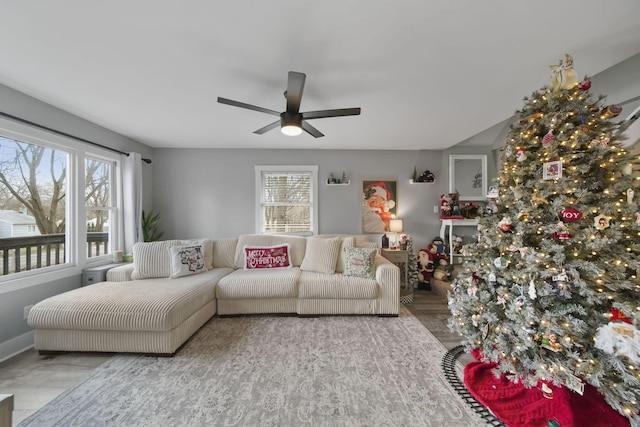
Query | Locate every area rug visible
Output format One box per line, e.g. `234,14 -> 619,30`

19,307 -> 485,427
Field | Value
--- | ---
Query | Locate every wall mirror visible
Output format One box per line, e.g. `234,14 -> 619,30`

449,155 -> 487,201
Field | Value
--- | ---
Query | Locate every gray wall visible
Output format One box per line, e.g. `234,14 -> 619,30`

153,148 -> 446,251
0,83 -> 154,361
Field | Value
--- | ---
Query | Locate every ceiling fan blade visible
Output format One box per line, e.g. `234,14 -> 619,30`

302,108 -> 361,120
217,97 -> 280,116
253,120 -> 280,135
286,72 -> 306,114
301,120 -> 324,138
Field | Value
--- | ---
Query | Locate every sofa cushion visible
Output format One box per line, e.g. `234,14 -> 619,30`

298,271 -> 378,299
234,234 -> 307,268
131,240 -> 182,279
169,244 -> 207,279
300,237 -> 341,274
212,238 -> 238,268
243,244 -> 292,269
343,247 -> 377,279
216,268 -> 301,299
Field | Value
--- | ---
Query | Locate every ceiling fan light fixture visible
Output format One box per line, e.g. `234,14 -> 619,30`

281,124 -> 302,136
281,113 -> 303,136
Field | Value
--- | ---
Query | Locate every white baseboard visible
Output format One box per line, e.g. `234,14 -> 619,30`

0,331 -> 34,363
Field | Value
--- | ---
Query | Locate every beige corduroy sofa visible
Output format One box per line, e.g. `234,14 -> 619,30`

27,234 -> 400,355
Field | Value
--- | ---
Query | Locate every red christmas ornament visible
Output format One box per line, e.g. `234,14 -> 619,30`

542,131 -> 555,148
609,309 -> 632,324
561,207 -> 583,222
578,80 -> 591,91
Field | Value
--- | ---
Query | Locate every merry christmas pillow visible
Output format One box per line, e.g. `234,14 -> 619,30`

243,244 -> 292,270
343,247 -> 377,279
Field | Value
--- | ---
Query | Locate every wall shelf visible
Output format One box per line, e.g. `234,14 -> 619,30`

409,179 -> 435,184
326,180 -> 350,186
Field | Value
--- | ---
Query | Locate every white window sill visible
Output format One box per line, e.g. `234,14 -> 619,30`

0,265 -> 82,295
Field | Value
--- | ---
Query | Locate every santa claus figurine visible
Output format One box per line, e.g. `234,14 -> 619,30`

553,222 -> 573,240
498,216 -> 513,233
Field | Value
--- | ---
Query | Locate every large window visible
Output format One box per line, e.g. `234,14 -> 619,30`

0,118 -> 121,281
255,165 -> 318,235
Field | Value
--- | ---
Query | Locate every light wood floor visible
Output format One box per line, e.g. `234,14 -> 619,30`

0,287 -> 459,426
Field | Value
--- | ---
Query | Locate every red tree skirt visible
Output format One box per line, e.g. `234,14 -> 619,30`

464,359 -> 630,427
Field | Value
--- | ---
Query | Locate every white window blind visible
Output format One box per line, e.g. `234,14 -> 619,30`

255,165 -> 318,235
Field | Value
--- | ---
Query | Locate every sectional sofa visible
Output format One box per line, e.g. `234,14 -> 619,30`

27,234 -> 400,355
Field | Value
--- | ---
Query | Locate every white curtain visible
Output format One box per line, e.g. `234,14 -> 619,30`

120,152 -> 143,254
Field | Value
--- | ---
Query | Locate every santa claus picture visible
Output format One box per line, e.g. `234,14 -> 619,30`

362,180 -> 397,233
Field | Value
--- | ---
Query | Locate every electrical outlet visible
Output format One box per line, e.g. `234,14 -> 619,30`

433,205 -> 439,214
23,305 -> 33,320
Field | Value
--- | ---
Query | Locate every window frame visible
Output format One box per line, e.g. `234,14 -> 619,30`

84,155 -> 118,261
254,165 -> 318,236
0,116 -> 122,292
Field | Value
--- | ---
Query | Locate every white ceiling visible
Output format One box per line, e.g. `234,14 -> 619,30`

1,1 -> 639,151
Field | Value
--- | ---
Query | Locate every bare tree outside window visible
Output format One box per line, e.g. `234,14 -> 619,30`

0,137 -> 67,234
85,158 -> 110,232
85,157 -> 113,257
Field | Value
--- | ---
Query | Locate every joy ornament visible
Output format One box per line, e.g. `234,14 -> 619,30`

561,207 -> 583,222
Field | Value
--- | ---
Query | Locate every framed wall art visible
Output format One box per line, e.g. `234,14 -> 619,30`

362,180 -> 397,234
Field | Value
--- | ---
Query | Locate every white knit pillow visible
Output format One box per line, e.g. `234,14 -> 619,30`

300,237 -> 341,275
131,240 -> 182,279
180,238 -> 213,270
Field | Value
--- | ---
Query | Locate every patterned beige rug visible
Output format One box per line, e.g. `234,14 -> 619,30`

19,307 -> 486,426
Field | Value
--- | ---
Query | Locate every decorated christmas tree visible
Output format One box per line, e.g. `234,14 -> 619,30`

448,54 -> 640,425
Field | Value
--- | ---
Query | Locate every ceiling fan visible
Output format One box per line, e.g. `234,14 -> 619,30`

217,71 -> 361,138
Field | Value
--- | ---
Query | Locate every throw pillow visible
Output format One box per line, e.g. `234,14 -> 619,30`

357,241 -> 378,249
131,240 -> 182,279
243,244 -> 292,269
234,235 -> 307,268
169,244 -> 208,278
180,239 -> 213,270
300,237 -> 341,275
343,247 -> 377,279
335,236 -> 355,274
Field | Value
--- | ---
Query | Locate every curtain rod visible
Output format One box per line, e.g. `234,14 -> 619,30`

0,111 -> 152,164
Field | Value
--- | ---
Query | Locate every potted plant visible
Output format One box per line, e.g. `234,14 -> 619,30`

141,209 -> 164,242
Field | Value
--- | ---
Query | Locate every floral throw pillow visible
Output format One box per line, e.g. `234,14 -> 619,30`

343,247 -> 376,279
243,244 -> 292,270
169,245 -> 207,279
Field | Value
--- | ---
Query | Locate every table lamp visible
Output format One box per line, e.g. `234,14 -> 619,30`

389,218 -> 404,249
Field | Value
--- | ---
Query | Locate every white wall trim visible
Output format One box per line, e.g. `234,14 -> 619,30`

0,330 -> 34,363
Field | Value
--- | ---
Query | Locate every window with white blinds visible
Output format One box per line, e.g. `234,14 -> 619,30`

255,165 -> 318,235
